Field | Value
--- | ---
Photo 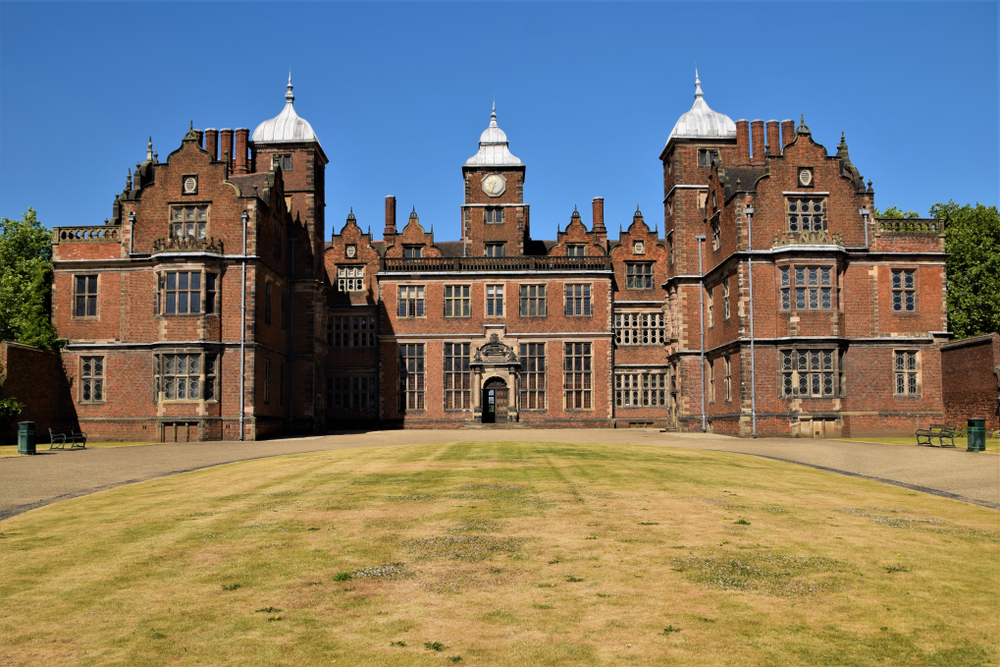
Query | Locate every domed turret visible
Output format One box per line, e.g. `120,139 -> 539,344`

252,74 -> 321,145
667,70 -> 736,143
466,103 -> 522,166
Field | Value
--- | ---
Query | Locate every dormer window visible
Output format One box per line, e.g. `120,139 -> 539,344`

567,245 -> 585,257
485,207 -> 504,224
403,246 -> 423,259
170,205 -> 208,240
485,243 -> 505,257
272,155 -> 292,171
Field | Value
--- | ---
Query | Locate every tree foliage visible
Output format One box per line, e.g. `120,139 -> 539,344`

931,201 -> 1000,339
874,206 -> 921,219
0,209 -> 60,349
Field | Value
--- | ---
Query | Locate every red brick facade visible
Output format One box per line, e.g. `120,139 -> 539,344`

45,79 -> 953,439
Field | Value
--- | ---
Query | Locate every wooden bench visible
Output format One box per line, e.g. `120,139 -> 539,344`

915,423 -> 956,448
49,428 -> 87,450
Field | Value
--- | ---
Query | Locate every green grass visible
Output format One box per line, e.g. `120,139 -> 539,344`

0,441 -> 997,666
834,436 -> 1000,454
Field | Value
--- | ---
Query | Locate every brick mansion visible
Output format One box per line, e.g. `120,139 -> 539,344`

48,74 -> 951,441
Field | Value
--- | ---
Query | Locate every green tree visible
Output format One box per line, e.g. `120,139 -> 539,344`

930,201 -> 1000,338
874,205 -> 921,219
0,209 -> 59,349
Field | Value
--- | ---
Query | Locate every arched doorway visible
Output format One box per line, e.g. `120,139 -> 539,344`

482,377 -> 509,424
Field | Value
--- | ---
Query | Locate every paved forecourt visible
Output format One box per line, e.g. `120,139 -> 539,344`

1,430 -> 996,521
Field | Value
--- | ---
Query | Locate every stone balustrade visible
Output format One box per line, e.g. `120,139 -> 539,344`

52,225 -> 121,243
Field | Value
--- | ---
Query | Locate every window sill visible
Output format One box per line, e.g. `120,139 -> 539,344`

78,401 -> 105,405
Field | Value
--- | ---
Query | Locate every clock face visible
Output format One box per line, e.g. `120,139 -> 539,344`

799,168 -> 813,187
346,245 -> 356,258
482,174 -> 506,197
183,176 -> 197,194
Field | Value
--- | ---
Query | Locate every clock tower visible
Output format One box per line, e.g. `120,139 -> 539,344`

461,105 -> 530,257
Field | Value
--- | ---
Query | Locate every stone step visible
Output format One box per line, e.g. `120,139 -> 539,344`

460,422 -> 530,430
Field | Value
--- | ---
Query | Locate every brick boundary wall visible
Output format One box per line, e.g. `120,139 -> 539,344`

0,341 -> 76,445
941,333 -> 1000,432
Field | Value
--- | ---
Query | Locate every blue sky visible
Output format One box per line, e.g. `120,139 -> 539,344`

1,2 -> 997,243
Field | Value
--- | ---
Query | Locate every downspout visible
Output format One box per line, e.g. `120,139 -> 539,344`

239,210 -> 249,441
860,207 -> 870,248
128,212 -> 135,255
695,234 -> 707,433
745,206 -> 757,438
288,237 -> 296,431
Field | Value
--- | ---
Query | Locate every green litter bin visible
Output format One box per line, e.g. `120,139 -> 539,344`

967,418 -> 986,452
18,421 -> 36,455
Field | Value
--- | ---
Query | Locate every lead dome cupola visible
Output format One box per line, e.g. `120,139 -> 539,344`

667,71 -> 736,143
252,74 -> 321,146
466,104 -> 522,166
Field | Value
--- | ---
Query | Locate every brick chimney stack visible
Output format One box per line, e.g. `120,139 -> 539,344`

219,129 -> 234,170
736,120 -> 750,165
781,119 -> 796,150
384,195 -> 397,242
751,120 -> 765,165
234,128 -> 249,175
592,197 -> 606,242
204,129 -> 218,160
765,120 -> 780,157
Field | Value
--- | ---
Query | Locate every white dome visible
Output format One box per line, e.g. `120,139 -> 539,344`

252,75 -> 321,146
667,71 -> 736,142
466,105 -> 522,166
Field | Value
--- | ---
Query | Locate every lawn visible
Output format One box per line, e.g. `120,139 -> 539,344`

0,441 -> 996,666
834,436 -> 1000,455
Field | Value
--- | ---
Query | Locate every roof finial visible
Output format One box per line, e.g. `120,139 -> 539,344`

286,71 -> 295,104
126,168 -> 132,190
146,137 -> 153,162
694,68 -> 703,99
490,99 -> 497,127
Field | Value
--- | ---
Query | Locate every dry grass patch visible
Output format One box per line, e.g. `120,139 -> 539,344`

0,440 -> 997,666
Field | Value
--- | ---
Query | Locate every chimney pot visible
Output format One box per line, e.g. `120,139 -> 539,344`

765,120 -> 780,157
219,129 -> 234,171
384,195 -> 397,239
592,197 -> 606,235
781,119 -> 795,150
736,120 -> 750,165
234,128 -> 249,175
751,120 -> 765,165
204,129 -> 218,161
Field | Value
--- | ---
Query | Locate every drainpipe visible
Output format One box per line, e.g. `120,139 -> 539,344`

239,210 -> 248,441
128,211 -> 135,255
859,207 -> 870,248
288,237 -> 296,432
695,233 -> 707,433
745,206 -> 757,438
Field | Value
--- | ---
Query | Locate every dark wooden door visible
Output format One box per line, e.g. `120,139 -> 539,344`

495,388 -> 509,423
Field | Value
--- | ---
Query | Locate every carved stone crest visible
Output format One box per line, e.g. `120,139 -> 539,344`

473,333 -> 518,365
